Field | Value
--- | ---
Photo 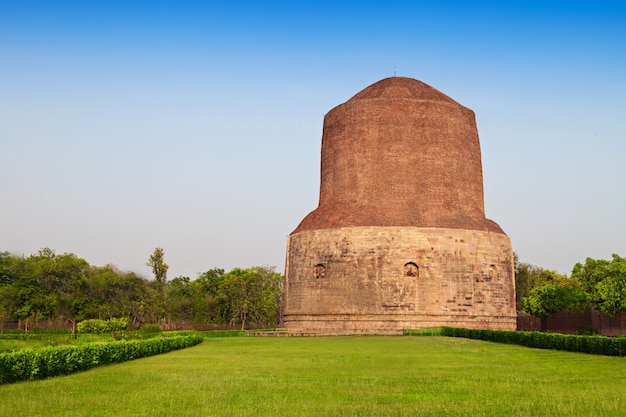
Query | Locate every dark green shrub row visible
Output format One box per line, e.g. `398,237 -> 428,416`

441,327 -> 626,356
0,335 -> 203,384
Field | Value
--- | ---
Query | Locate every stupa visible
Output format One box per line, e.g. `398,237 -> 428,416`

283,77 -> 516,334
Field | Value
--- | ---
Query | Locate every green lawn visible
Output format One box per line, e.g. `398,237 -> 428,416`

1,336 -> 625,417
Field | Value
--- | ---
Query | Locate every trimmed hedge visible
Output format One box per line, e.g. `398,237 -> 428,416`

0,335 -> 203,384
441,327 -> 626,356
77,318 -> 128,334
76,318 -> 128,334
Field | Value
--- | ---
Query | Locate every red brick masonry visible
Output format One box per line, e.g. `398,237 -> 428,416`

294,76 -> 502,234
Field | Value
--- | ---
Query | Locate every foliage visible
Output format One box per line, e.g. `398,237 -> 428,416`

0,248 -> 283,330
0,335 -> 203,384
136,324 -> 163,339
572,254 -> 625,290
140,324 -> 163,333
217,266 -> 282,329
514,253 -> 579,312
518,253 -> 626,320
441,327 -> 626,356
521,282 -> 588,318
515,253 -> 552,311
146,247 -> 168,322
572,254 -> 626,317
165,268 -> 224,324
146,247 -> 169,285
593,275 -> 626,316
76,318 -> 128,334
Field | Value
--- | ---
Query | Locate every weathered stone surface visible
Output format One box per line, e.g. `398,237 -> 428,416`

284,77 -> 516,334
284,226 -> 516,333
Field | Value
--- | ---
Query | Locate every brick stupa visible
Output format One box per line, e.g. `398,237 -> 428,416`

283,77 -> 516,334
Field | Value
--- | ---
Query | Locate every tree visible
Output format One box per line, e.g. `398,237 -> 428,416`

573,254 -> 626,319
514,253 -> 582,313
191,268 -> 225,323
0,252 -> 21,326
593,275 -> 626,317
147,247 -> 169,285
147,247 -> 168,323
85,264 -> 153,324
47,252 -> 89,335
165,276 -> 195,324
0,251 -> 19,285
0,246 -> 286,330
195,268 -> 225,297
522,281 -> 588,331
572,254 -> 626,288
217,266 -> 283,330
514,254 -> 562,311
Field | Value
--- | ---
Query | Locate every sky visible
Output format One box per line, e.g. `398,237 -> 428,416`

1,0 -> 625,279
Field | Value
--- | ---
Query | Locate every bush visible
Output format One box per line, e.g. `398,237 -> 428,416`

77,318 -> 128,334
441,327 -> 626,356
135,325 -> 163,339
0,335 -> 203,384
140,324 -> 163,334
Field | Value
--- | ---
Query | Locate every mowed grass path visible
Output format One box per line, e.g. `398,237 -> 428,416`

2,336 -> 625,417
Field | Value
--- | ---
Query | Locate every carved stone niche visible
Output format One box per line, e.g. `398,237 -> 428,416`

314,264 -> 326,279
404,262 -> 418,277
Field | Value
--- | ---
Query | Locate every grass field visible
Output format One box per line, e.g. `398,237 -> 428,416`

1,336 -> 625,417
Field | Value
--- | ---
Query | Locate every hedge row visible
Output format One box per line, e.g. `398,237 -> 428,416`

0,335 -> 203,384
441,327 -> 626,356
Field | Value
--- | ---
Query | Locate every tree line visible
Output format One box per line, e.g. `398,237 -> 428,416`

516,253 -> 626,325
0,248 -> 282,332
2,247 -> 623,333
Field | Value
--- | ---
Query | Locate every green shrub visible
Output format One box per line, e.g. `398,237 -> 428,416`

106,318 -> 128,332
441,327 -> 626,356
577,325 -> 597,336
136,325 -> 163,339
0,335 -> 203,384
77,318 -> 128,334
139,324 -> 163,334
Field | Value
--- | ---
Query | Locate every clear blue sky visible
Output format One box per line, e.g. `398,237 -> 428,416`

2,0 -> 625,279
